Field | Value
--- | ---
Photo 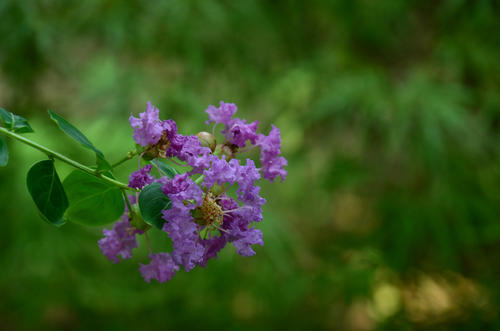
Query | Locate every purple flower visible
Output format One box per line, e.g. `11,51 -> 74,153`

231,225 -> 263,257
129,102 -> 165,146
198,236 -> 227,267
222,196 -> 263,256
235,159 -> 261,193
162,119 -> 178,141
257,125 -> 287,182
261,156 -> 288,183
165,133 -> 187,158
139,253 -> 179,283
99,100 -> 287,283
202,156 -> 239,189
235,185 -> 266,223
202,157 -> 265,223
205,101 -> 237,127
205,196 -> 264,258
199,157 -> 265,258
177,135 -> 212,174
205,101 -> 258,148
223,118 -> 259,148
160,173 -> 190,195
161,174 -> 204,271
258,125 -> 281,157
98,217 -> 141,263
128,165 -> 155,189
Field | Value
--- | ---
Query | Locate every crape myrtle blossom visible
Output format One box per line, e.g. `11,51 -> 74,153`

161,173 -> 205,271
257,125 -> 288,182
130,104 -> 212,174
129,102 -> 165,146
206,101 -> 259,148
128,164 -> 154,189
205,101 -> 287,181
176,135 -> 212,174
99,100 -> 286,283
98,196 -> 142,263
202,156 -> 266,223
139,253 -> 179,283
205,101 -> 237,126
197,195 -> 264,267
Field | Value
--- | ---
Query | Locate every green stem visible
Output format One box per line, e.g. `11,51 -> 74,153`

122,190 -> 133,211
112,150 -> 138,168
0,127 -> 135,191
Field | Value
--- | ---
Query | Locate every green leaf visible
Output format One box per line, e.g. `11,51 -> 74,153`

0,107 -> 34,133
48,110 -> 112,171
152,159 -> 179,178
63,170 -> 124,226
26,160 -> 69,227
0,136 -> 8,167
138,182 -> 171,230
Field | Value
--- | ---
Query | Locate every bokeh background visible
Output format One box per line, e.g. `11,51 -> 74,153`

1,1 -> 500,330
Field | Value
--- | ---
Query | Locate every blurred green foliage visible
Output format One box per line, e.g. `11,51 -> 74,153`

1,0 -> 500,330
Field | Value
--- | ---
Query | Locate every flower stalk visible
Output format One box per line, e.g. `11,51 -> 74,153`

0,126 -> 134,191
112,149 -> 138,168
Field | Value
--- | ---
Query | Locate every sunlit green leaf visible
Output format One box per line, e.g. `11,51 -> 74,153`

48,110 -> 112,171
63,170 -> 124,226
26,160 -> 68,227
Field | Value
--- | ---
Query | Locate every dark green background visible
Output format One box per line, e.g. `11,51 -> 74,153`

1,1 -> 499,330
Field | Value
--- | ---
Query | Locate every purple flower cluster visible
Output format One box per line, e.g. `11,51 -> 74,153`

129,102 -> 165,147
206,101 -> 287,181
128,165 -> 154,189
98,196 -> 142,263
257,125 -> 288,182
139,253 -> 179,283
161,174 -> 204,272
99,101 -> 287,283
206,101 -> 258,148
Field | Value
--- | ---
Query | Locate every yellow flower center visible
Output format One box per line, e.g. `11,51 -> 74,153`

199,192 -> 223,227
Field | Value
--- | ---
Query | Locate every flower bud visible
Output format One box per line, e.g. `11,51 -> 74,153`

219,143 -> 237,160
196,131 -> 216,152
